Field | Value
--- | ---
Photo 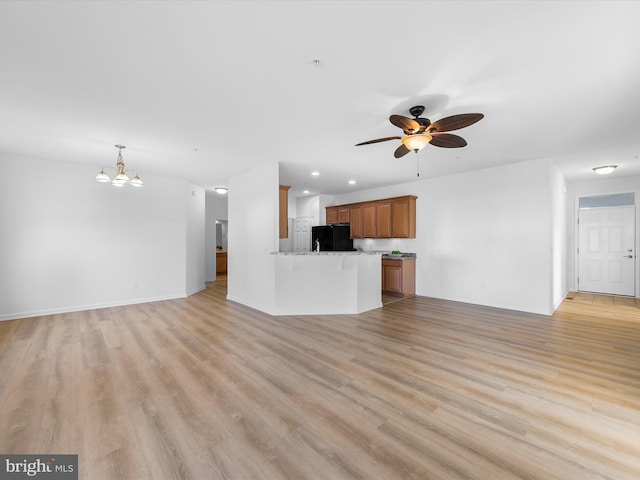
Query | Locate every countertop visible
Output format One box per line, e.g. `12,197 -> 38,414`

271,251 -> 382,256
381,253 -> 416,260
272,251 -> 416,258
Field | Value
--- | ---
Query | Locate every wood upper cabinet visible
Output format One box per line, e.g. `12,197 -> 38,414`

325,195 -> 417,239
279,185 -> 290,239
337,207 -> 350,224
326,206 -> 350,225
362,203 -> 377,238
326,206 -> 338,225
376,202 -> 392,238
349,206 -> 363,238
391,197 -> 416,238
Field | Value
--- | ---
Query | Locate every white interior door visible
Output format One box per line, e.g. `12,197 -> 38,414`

293,217 -> 312,252
578,206 -> 635,296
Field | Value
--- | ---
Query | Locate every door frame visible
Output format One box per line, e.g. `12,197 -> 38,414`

574,190 -> 639,298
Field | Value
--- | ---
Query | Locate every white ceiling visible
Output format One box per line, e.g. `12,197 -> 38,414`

1,1 -> 639,197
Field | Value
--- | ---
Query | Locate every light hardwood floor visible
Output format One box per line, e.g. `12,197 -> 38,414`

1,283 -> 639,479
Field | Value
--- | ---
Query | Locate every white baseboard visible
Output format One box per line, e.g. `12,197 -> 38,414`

186,283 -> 206,296
0,292 -> 188,322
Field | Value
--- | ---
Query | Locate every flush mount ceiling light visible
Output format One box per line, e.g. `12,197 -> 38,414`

214,187 -> 228,194
95,145 -> 143,187
592,165 -> 617,175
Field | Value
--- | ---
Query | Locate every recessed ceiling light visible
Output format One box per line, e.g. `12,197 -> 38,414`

348,180 -> 356,185
311,171 -> 320,176
303,190 -> 310,194
592,165 -> 617,175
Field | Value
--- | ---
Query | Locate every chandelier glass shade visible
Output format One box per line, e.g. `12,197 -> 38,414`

96,145 -> 143,187
402,134 -> 432,151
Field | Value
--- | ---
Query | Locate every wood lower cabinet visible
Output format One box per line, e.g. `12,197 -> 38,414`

216,251 -> 228,275
382,258 -> 416,296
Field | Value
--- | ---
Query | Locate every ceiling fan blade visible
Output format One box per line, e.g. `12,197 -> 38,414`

428,113 -> 484,133
429,133 -> 467,148
355,136 -> 402,146
394,144 -> 411,158
389,115 -> 420,133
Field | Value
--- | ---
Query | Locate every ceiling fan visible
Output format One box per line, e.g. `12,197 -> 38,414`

356,105 -> 484,158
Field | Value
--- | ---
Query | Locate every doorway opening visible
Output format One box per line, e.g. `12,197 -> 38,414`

577,193 -> 636,297
215,219 -> 228,281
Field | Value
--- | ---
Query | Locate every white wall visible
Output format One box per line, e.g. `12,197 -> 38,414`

226,161 -> 279,313
550,164 -> 567,310
296,194 -> 334,226
186,184 -> 206,295
0,154 -> 204,320
565,174 -> 640,294
333,159 -> 557,315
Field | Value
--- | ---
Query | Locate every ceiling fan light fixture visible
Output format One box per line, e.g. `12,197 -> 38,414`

402,134 -> 432,151
592,165 -> 617,175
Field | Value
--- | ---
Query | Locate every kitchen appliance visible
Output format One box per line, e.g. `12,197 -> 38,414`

311,225 -> 354,251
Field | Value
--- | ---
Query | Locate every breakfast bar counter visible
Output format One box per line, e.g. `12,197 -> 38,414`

270,251 -> 383,315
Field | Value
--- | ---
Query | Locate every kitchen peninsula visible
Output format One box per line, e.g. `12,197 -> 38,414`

271,251 -> 382,315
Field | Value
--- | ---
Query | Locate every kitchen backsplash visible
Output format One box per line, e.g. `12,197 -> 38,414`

354,238 -> 416,253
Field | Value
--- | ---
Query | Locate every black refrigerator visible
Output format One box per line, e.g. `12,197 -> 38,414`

311,225 -> 354,251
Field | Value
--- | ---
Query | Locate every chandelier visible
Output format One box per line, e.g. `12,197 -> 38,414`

95,145 -> 143,187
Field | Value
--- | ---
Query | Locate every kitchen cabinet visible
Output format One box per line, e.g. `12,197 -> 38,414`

326,206 -> 338,225
349,206 -> 362,238
326,195 -> 417,239
382,258 -> 415,296
279,185 -> 290,239
376,202 -> 392,238
362,203 -> 377,238
391,197 -> 416,238
337,207 -> 350,224
216,251 -> 228,275
326,206 -> 350,225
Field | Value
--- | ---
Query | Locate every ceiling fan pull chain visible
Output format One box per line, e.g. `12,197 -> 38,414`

416,151 -> 420,178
